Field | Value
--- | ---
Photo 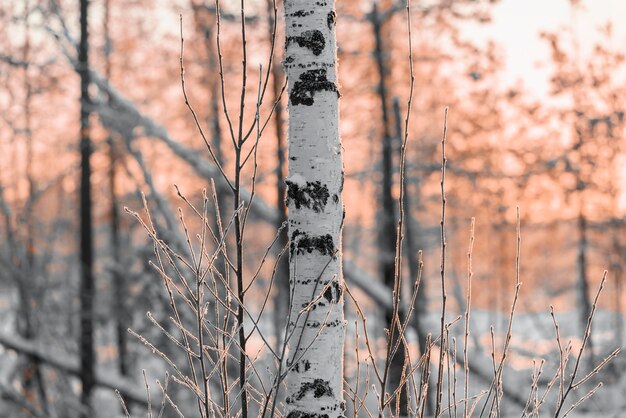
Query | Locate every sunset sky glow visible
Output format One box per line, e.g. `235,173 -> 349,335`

463,0 -> 626,96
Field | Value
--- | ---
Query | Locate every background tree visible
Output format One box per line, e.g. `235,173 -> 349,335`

78,0 -> 95,413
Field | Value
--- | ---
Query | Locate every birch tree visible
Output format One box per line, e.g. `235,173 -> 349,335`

283,1 -> 345,417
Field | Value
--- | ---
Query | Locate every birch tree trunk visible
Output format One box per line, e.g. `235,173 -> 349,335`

283,1 -> 345,417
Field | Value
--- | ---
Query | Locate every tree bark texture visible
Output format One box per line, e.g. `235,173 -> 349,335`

283,1 -> 345,417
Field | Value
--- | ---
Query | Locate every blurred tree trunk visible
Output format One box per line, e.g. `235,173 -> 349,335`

576,193 -> 592,354
23,0 -> 35,274
610,219 -> 623,348
17,0 -> 49,411
266,0 -> 289,351
190,1 -> 224,167
393,97 -> 430,415
283,0 -> 345,416
103,0 -> 130,404
607,120 -> 623,349
190,2 -> 226,262
78,0 -> 95,413
573,117 -> 593,359
495,205 -> 507,335
190,5 -> 236,400
371,4 -> 407,415
568,4 -> 594,361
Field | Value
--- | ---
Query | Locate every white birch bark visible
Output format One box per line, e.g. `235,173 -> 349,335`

283,1 -> 345,417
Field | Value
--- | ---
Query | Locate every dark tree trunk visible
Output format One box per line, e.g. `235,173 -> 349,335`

19,0 -> 49,410
103,0 -> 129,404
577,201 -> 592,356
191,1 -> 225,166
611,221 -> 623,348
79,0 -> 95,413
573,116 -> 593,363
371,4 -> 407,415
393,97 -> 431,415
266,0 -> 289,351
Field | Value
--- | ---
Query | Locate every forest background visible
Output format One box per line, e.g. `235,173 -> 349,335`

1,0 -> 626,416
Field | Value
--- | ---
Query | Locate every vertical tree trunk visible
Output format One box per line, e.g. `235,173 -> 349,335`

573,114 -> 593,360
190,1 -> 224,167
103,0 -> 129,403
19,0 -> 49,409
607,152 -> 624,349
78,0 -> 95,413
495,207 -> 507,335
611,220 -> 623,348
283,1 -> 345,417
266,0 -> 289,351
23,0 -> 35,272
577,198 -> 592,355
393,97 -> 431,416
190,3 -> 232,398
371,4 -> 407,415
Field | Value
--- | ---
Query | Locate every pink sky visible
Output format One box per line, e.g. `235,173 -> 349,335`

462,0 -> 626,96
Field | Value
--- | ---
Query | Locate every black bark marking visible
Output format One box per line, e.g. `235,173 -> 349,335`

291,230 -> 335,256
286,413 -> 329,418
293,359 -> 311,373
323,280 -> 342,304
290,9 -> 314,18
302,301 -> 320,310
286,180 -> 330,212
290,69 -> 338,106
339,172 -> 344,192
287,30 -> 326,56
327,11 -> 336,29
305,319 -> 341,328
289,379 -> 333,404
